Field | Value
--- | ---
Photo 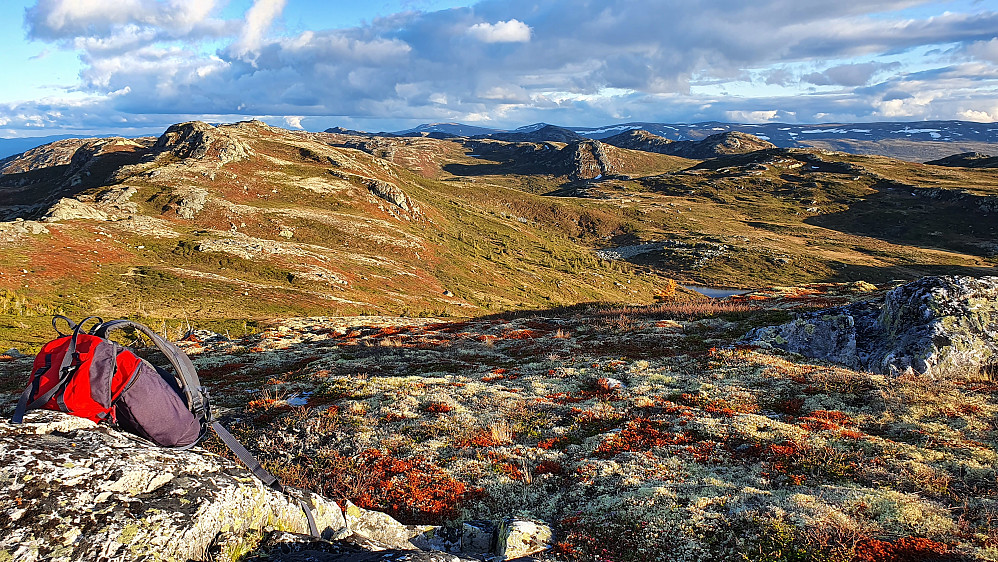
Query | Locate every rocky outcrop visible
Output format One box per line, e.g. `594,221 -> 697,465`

0,411 -> 554,561
0,411 -> 344,562
483,124 -> 583,143
42,197 -> 112,222
602,129 -> 676,154
366,180 -> 417,214
0,218 -> 49,241
170,186 -> 210,219
604,130 -> 774,159
567,140 -> 619,181
926,152 -> 998,169
462,138 -> 623,182
745,276 -> 998,377
155,121 -> 252,165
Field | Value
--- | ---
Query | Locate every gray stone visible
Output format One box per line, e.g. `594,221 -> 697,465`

342,500 -> 420,550
461,520 -> 495,554
494,519 -> 553,560
410,525 -> 462,553
745,275 -> 998,377
0,410 -> 344,562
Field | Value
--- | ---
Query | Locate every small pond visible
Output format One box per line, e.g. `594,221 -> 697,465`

683,285 -> 752,299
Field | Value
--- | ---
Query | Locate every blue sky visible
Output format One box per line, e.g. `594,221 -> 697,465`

1,0 -> 996,138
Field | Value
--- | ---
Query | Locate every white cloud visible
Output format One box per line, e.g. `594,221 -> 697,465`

232,0 -> 287,58
966,38 -> 998,63
467,19 -> 531,43
724,110 -> 780,122
959,108 -> 997,121
283,115 -> 304,128
6,0 -> 998,135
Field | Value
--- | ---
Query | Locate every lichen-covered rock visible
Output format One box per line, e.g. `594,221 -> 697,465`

0,411 -> 345,562
494,519 -> 553,560
745,275 -> 998,377
155,121 -> 252,164
342,500 -> 420,550
42,197 -> 111,222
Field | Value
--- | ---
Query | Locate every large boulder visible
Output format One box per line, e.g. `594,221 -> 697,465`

745,276 -> 998,377
0,411 -> 344,562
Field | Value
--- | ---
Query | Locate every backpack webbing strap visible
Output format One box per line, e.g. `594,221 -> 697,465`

296,496 -> 320,538
211,420 -> 319,536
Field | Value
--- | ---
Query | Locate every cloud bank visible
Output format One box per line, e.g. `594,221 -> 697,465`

4,0 -> 998,135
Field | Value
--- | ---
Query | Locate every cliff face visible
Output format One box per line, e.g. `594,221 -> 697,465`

566,140 -> 620,181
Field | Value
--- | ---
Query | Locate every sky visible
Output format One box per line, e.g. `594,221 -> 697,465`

0,0 -> 997,138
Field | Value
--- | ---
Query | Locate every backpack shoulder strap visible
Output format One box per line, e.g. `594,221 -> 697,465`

92,320 -> 207,416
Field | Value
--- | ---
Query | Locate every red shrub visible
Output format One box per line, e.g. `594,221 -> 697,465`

854,537 -> 951,562
455,431 -> 502,448
352,449 -> 476,523
799,410 -> 855,431
424,402 -> 453,414
596,418 -> 690,458
500,329 -> 541,340
535,460 -> 564,475
538,436 -> 570,450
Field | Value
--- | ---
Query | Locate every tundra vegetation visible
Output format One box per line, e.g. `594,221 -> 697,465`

0,121 -> 996,560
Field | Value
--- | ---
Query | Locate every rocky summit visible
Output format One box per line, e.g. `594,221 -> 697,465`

603,129 -> 776,159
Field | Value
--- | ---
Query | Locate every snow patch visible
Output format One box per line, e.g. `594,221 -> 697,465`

575,125 -> 641,135
891,127 -> 941,134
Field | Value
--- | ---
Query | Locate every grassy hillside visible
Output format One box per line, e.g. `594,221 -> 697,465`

0,122 -> 683,351
1,123 -> 995,352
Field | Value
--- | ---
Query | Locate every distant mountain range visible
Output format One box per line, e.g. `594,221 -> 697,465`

327,120 -> 998,161
4,119 -> 997,162
382,120 -> 998,145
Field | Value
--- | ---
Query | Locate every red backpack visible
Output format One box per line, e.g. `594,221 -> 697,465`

11,315 -> 318,535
